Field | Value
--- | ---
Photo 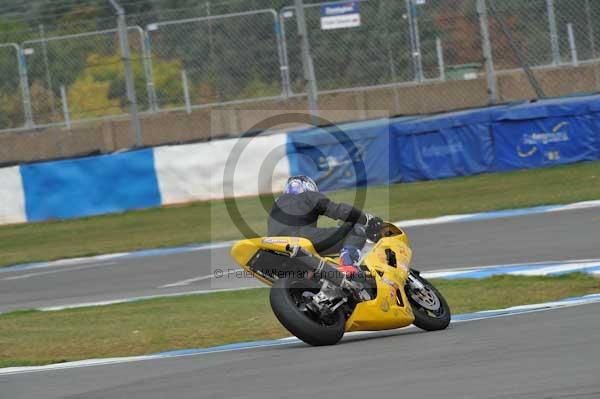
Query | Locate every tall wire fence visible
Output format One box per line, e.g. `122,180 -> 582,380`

281,0 -> 417,94
145,9 -> 284,112
0,43 -> 24,130
1,0 -> 600,135
22,27 -> 148,126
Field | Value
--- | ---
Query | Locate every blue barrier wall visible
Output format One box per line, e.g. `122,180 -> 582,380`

287,119 -> 398,192
391,107 -> 497,182
287,95 -> 600,189
21,149 -> 161,222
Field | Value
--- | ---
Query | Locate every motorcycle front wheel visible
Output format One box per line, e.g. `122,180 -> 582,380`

270,277 -> 346,346
406,270 -> 451,331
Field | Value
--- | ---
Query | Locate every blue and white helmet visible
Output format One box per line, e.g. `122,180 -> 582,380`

284,175 -> 319,195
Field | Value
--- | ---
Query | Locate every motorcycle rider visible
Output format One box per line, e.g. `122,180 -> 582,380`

268,175 -> 384,276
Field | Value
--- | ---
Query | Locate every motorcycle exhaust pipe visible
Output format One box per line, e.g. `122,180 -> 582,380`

286,244 -> 348,287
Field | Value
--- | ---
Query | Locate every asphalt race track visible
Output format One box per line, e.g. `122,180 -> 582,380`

2,303 -> 600,399
1,206 -> 600,313
2,205 -> 600,398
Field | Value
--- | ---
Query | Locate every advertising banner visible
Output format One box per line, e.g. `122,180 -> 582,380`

493,115 -> 599,171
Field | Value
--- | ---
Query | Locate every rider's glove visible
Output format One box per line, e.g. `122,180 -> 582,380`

365,214 -> 384,242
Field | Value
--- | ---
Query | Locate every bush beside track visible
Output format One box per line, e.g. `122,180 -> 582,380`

1,161 -> 600,268
1,273 -> 599,368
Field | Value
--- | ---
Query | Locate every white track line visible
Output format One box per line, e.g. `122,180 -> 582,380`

37,287 -> 263,312
1,262 -> 117,281
397,200 -> 600,227
158,269 -> 242,288
158,275 -> 217,288
0,241 -> 236,274
423,259 -> 600,279
510,261 -> 600,276
422,258 -> 600,274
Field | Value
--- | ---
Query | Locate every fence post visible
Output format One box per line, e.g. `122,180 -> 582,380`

406,0 -> 424,82
109,0 -> 143,147
436,37 -> 445,81
412,0 -> 424,82
294,0 -> 319,124
181,69 -> 192,114
405,0 -> 424,82
279,11 -> 294,97
546,0 -> 561,65
406,0 -> 415,80
60,85 -> 71,129
279,11 -> 293,97
16,46 -> 34,128
142,28 -> 158,113
567,23 -> 579,67
275,11 -> 292,98
477,0 -> 498,105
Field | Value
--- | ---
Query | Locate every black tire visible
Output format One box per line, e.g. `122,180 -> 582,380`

270,277 -> 346,346
406,271 -> 451,331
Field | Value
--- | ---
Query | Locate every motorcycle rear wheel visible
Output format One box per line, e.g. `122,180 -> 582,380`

270,277 -> 346,346
406,271 -> 451,331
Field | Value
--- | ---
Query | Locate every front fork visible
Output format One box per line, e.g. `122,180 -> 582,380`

407,271 -> 426,290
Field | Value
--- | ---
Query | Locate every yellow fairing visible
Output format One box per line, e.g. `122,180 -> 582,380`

230,237 -> 317,287
230,230 -> 416,333
345,236 -> 415,332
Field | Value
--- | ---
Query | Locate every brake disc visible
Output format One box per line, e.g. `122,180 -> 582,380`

409,285 -> 441,311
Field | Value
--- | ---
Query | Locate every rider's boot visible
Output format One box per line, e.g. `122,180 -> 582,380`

337,247 -> 362,277
337,247 -> 372,301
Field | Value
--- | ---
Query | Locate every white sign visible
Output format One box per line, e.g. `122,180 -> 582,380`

320,2 -> 361,30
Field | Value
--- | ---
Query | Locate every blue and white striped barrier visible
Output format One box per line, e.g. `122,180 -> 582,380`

0,133 -> 292,225
0,166 -> 26,224
1,95 -> 600,225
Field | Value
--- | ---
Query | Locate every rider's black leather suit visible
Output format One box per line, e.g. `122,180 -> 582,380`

268,191 -> 367,255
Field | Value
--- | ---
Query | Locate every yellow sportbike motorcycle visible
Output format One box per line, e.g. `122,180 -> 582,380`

231,222 -> 451,346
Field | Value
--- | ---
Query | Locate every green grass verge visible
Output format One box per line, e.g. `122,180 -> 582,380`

1,273 -> 598,368
1,161 -> 600,267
